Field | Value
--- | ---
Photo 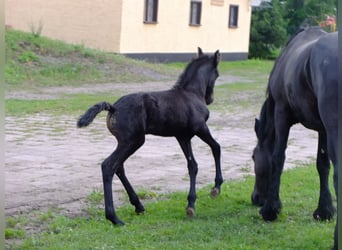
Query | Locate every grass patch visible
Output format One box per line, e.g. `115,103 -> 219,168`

6,165 -> 335,249
5,93 -> 121,116
219,59 -> 273,77
5,29 -> 179,90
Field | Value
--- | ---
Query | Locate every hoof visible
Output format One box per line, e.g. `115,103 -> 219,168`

107,214 -> 125,226
259,210 -> 278,221
259,199 -> 282,221
135,204 -> 145,215
313,206 -> 335,221
113,219 -> 125,226
186,207 -> 195,218
259,206 -> 280,221
210,187 -> 220,199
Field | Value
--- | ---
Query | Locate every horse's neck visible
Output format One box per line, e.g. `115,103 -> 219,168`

184,78 -> 206,99
259,96 -> 276,147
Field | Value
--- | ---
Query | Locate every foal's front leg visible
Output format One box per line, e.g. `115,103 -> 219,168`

177,137 -> 198,217
197,125 -> 223,197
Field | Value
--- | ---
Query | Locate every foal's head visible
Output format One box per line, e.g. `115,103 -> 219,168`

175,48 -> 220,105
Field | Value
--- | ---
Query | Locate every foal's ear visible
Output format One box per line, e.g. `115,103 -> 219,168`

198,47 -> 204,57
214,50 -> 221,66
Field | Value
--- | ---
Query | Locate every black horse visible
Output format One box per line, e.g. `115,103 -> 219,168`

77,48 -> 223,225
251,27 -> 338,249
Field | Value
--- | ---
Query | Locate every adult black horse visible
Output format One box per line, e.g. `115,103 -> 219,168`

251,27 -> 338,249
77,48 -> 223,225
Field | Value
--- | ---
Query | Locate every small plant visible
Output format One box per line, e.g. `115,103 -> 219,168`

5,215 -> 29,240
38,210 -> 54,222
30,20 -> 43,38
137,189 -> 158,200
86,189 -> 103,205
18,50 -> 40,64
5,228 -> 26,239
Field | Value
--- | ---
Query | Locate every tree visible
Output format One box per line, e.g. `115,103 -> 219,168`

249,0 -> 287,59
284,0 -> 337,35
285,0 -> 305,35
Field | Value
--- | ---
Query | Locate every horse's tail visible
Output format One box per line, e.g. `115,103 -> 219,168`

77,102 -> 114,128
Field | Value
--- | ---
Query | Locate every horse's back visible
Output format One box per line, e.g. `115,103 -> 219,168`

269,28 -> 326,100
269,28 -> 337,130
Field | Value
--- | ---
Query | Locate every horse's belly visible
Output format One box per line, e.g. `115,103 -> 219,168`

289,99 -> 323,130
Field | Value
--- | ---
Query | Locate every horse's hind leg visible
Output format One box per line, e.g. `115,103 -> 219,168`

116,166 -> 145,214
313,131 -> 335,220
102,150 -> 124,225
177,137 -> 198,217
102,138 -> 145,225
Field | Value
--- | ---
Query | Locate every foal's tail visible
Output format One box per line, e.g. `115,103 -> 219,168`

77,102 -> 114,128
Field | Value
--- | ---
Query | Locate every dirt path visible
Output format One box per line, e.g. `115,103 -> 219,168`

5,80 -> 318,216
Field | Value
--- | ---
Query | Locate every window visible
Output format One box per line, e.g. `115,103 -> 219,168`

189,1 -> 202,26
228,5 -> 239,28
144,0 -> 158,23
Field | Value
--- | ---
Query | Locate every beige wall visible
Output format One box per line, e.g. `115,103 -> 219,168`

5,0 -> 251,54
5,0 -> 123,51
120,0 -> 251,54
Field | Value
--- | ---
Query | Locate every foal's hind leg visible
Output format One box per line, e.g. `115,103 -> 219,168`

102,151 -> 124,225
116,166 -> 145,214
102,139 -> 145,225
177,137 -> 198,217
313,131 -> 335,220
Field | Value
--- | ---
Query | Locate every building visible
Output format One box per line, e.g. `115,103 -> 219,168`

5,0 -> 252,62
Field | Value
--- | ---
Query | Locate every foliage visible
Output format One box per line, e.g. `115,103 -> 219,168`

249,0 -> 337,59
285,0 -> 337,35
249,0 -> 287,59
6,165 -> 335,249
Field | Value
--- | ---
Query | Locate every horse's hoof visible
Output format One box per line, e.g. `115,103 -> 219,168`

313,206 -> 335,221
259,207 -> 278,221
210,187 -> 220,199
113,219 -> 125,226
186,207 -> 195,218
107,214 -> 125,226
135,204 -> 145,214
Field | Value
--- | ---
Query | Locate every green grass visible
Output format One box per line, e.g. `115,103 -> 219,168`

5,29 -> 179,90
6,165 -> 335,249
219,59 -> 273,77
5,93 -> 121,116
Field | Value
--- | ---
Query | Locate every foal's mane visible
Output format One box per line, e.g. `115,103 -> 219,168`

173,55 -> 211,89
